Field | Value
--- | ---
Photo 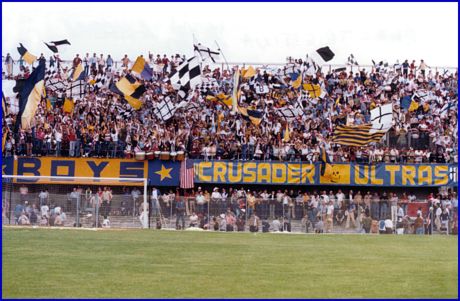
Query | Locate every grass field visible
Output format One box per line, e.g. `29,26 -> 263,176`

2,228 -> 458,298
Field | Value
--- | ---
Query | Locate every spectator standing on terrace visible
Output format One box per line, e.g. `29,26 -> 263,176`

4,53 -> 14,78
418,59 -> 429,77
72,54 -> 82,69
89,53 -> 97,73
98,54 -> 105,73
121,54 -> 130,69
83,53 -> 90,75
106,55 -> 113,71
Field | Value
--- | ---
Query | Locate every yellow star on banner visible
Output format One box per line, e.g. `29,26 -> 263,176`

155,165 -> 172,181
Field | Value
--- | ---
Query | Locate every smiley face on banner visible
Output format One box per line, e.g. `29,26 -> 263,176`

319,164 -> 351,185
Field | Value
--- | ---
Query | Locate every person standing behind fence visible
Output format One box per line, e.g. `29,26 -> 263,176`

69,187 -> 79,212
196,190 -> 205,215
150,186 -> 159,213
132,187 -> 141,215
38,189 -> 49,208
175,197 -> 186,230
101,187 -> 110,218
19,184 -> 28,203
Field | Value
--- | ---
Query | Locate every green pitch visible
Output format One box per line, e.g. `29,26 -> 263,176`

2,228 -> 458,298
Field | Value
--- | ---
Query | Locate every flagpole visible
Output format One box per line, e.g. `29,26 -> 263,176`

214,40 -> 230,72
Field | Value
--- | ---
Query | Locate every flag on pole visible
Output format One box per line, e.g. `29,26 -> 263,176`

180,158 -> 195,189
194,44 -> 220,63
283,123 -> 290,142
109,74 -> 146,110
231,68 -> 240,112
14,61 -> 46,132
70,63 -> 85,81
132,56 -> 153,80
63,98 -> 74,114
17,44 -> 37,65
44,39 -> 71,53
169,56 -> 202,95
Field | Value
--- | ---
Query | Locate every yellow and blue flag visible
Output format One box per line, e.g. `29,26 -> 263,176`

17,43 -> 37,65
70,63 -> 85,81
132,56 -> 153,80
110,74 -> 146,110
238,106 -> 264,126
14,61 -> 45,132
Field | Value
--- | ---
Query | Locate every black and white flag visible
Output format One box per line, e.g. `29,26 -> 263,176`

44,68 -> 58,81
275,106 -> 301,120
194,44 -> 220,63
169,56 -> 202,98
116,105 -> 134,119
153,97 -> 179,122
44,39 -> 71,53
66,80 -> 86,99
46,77 -> 68,92
254,82 -> 270,94
370,104 -> 393,133
198,76 -> 219,95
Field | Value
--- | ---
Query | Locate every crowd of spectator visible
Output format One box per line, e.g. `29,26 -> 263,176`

2,52 -> 458,164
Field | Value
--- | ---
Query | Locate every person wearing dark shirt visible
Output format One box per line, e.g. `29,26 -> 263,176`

175,198 -> 186,230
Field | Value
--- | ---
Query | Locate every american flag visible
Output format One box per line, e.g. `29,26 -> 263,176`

180,158 -> 194,189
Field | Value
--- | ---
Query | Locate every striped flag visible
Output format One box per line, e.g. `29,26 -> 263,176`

180,158 -> 194,189
333,124 -> 386,146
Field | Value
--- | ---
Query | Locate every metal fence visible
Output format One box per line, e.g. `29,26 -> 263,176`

2,181 -> 457,235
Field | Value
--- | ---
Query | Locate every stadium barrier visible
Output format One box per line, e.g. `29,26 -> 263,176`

3,177 -> 456,235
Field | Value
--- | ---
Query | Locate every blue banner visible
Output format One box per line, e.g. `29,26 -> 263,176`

193,161 -> 457,187
147,160 -> 180,186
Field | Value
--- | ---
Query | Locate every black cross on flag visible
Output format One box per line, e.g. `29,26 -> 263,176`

194,44 -> 220,63
153,97 -> 179,122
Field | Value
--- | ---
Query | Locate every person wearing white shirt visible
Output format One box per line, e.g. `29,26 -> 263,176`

336,190 -> 345,209
38,189 -> 49,207
325,201 -> 334,233
384,218 -> 394,234
196,191 -> 206,214
40,204 -> 49,218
